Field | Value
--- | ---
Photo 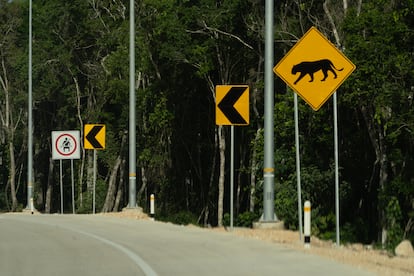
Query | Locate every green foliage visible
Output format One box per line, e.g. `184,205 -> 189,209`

275,181 -> 298,230
76,179 -> 107,214
236,212 -> 260,227
160,211 -> 199,226
0,0 -> 413,249
222,212 -> 261,228
312,211 -> 336,241
341,221 -> 365,244
76,194 -> 93,214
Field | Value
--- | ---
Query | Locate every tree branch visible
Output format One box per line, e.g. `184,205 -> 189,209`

199,20 -> 254,50
323,0 -> 341,47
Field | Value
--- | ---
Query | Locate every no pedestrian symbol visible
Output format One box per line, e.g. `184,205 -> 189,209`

52,130 -> 81,160
273,27 -> 356,111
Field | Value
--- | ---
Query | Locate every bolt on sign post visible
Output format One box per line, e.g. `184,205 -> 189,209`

84,124 -> 106,214
216,85 -> 249,230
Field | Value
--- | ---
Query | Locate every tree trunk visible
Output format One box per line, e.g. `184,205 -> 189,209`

236,143 -> 247,216
72,72 -> 85,209
45,157 -> 54,213
78,148 -> 85,209
102,129 -> 127,212
86,150 -> 94,204
113,158 -> 126,211
101,155 -> 121,212
8,141 -> 17,211
0,55 -> 19,211
204,126 -> 218,226
217,125 -> 225,227
250,128 -> 261,212
137,166 -> 147,207
361,105 -> 389,245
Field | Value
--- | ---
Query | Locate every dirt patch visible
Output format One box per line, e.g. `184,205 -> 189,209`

212,227 -> 414,276
103,208 -> 150,220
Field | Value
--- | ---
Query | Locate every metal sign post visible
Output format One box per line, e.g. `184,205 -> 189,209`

71,159 -> 75,214
230,125 -> 234,230
52,130 -> 81,214
294,92 -> 303,240
60,160 -> 63,214
274,27 -> 356,246
333,92 -> 340,246
93,149 -> 97,214
84,125 -> 106,214
216,85 -> 249,228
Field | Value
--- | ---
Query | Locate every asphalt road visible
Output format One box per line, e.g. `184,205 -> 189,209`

0,213 -> 374,276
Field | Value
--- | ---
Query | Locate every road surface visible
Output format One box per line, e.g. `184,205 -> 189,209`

0,213 -> 374,276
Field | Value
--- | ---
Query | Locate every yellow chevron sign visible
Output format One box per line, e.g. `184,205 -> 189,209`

216,85 -> 249,125
84,124 -> 105,150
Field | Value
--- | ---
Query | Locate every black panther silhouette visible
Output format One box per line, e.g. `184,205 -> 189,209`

291,59 -> 343,85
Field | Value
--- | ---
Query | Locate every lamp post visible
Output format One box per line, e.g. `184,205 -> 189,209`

26,0 -> 34,211
262,0 -> 277,222
128,0 -> 137,208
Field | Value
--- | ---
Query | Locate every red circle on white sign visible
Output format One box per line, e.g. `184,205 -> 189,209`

55,133 -> 78,156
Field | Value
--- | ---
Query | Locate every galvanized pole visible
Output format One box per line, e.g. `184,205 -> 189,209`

60,160 -> 63,214
93,150 -> 97,214
230,125 -> 234,230
333,92 -> 340,246
262,0 -> 276,221
294,93 -> 303,240
128,0 -> 137,208
71,159 -> 75,214
26,0 -> 33,210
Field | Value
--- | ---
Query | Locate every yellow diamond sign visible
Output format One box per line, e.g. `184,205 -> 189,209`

274,27 -> 356,111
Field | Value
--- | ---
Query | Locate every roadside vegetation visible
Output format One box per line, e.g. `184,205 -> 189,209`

0,0 -> 413,251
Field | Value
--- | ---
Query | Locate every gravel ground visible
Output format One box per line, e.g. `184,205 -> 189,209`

213,227 -> 414,276
102,211 -> 414,276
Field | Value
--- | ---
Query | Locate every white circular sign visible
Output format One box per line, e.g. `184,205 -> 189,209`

56,133 -> 77,156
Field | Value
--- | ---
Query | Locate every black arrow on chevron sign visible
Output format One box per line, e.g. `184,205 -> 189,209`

85,125 -> 104,149
217,86 -> 247,124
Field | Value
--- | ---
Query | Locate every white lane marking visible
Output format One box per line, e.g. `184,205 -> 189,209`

71,228 -> 158,276
4,216 -> 158,276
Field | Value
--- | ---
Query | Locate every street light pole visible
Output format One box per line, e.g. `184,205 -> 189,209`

262,0 -> 277,222
128,0 -> 137,208
26,0 -> 33,210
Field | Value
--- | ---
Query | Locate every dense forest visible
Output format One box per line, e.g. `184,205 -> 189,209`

0,0 -> 413,249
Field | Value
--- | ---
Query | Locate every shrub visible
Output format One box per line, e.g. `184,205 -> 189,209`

165,211 -> 198,225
